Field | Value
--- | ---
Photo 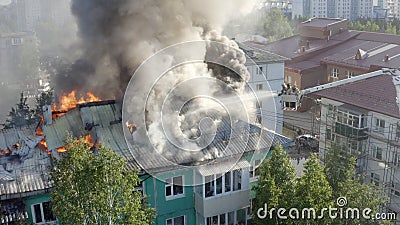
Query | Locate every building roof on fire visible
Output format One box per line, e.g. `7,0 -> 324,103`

237,42 -> 288,64
0,127 -> 52,199
42,101 -> 293,173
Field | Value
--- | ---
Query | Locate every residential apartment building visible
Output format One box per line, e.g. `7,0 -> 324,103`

379,0 -> 400,19
246,18 -> 400,95
24,100 -> 291,225
0,127 -> 54,224
239,43 -> 288,134
0,31 -> 37,84
315,71 -> 400,214
14,0 -> 71,31
292,0 -> 373,20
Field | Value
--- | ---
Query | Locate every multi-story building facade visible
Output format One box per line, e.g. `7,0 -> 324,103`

292,0 -> 373,20
239,43 -> 288,134
35,100 -> 293,225
316,72 -> 400,214
378,0 -> 400,19
14,0 -> 71,31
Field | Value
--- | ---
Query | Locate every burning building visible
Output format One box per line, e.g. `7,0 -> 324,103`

0,127 -> 53,224
36,98 -> 291,225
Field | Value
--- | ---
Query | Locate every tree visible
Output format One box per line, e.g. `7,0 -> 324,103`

50,137 -> 154,225
252,144 -> 296,224
35,89 -> 53,116
4,92 -> 36,129
324,146 -> 390,225
253,143 -> 394,225
295,154 -> 333,225
263,9 -> 293,41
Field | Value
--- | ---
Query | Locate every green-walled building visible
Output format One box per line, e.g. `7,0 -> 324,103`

0,101 -> 292,225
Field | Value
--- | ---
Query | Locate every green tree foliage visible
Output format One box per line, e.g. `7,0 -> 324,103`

35,89 -> 53,116
223,8 -> 293,42
253,145 -> 393,225
324,145 -> 389,225
50,137 -> 154,225
4,92 -> 36,129
263,9 -> 293,41
252,144 -> 296,224
296,154 -> 333,225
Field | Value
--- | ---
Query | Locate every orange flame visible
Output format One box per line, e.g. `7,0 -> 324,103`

57,147 -> 67,153
54,90 -> 101,111
38,139 -> 51,154
84,134 -> 93,144
36,116 -> 44,136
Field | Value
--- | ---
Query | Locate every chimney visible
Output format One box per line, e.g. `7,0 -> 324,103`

42,105 -> 52,125
384,55 -> 389,62
300,46 -> 306,53
306,40 -> 310,49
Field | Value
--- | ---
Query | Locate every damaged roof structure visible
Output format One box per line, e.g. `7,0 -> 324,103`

41,100 -> 292,173
0,127 -> 52,223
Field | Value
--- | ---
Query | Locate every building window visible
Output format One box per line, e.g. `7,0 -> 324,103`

224,171 -> 231,192
326,128 -> 332,141
204,169 -> 243,198
373,145 -> 383,160
345,71 -> 354,79
206,209 -> 248,225
166,215 -> 185,225
256,66 -> 263,75
371,173 -> 380,186
165,176 -> 184,199
391,182 -> 400,197
249,159 -> 261,178
396,124 -> 400,140
374,118 -> 386,134
336,109 -> 363,128
31,202 -> 56,224
205,175 -> 215,198
233,169 -> 242,191
256,84 -> 263,91
331,67 -> 339,78
11,37 -> 23,46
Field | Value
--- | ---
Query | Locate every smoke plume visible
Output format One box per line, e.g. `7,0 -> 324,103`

56,0 -> 255,98
62,0 -> 260,165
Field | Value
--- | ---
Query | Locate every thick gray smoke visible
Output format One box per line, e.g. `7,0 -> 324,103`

56,0 -> 255,98
63,0 -> 260,165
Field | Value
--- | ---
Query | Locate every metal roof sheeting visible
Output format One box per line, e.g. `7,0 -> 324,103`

0,128 -> 52,198
96,124 -> 140,170
197,159 -> 250,176
43,109 -> 86,150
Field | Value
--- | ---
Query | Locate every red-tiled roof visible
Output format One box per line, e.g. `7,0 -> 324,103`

315,74 -> 400,118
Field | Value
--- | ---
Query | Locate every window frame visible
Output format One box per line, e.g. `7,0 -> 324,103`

345,70 -> 354,79
31,201 -> 57,224
166,215 -> 185,225
371,173 -> 380,186
374,118 -> 386,134
165,175 -> 185,200
331,67 -> 339,78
